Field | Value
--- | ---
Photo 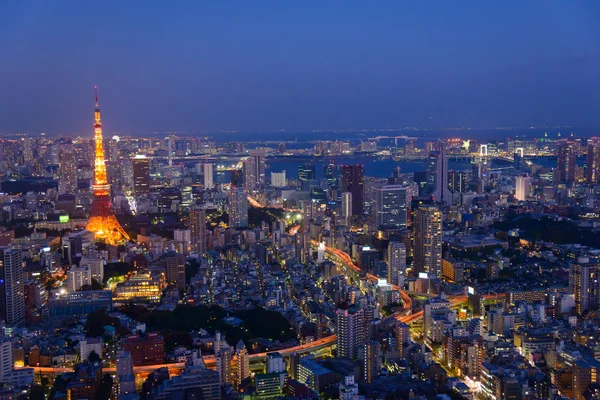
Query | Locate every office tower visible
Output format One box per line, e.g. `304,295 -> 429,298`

86,88 -> 130,244
373,184 -> 407,229
363,340 -> 381,383
235,340 -> 250,387
413,206 -> 443,276
298,164 -> 316,184
203,163 -> 214,189
340,165 -> 364,215
448,170 -> 468,193
341,192 -> 352,221
165,252 -> 186,291
587,138 -> 600,185
324,162 -> 341,188
395,322 -> 410,355
572,259 -> 600,315
59,145 -> 78,195
133,155 -> 150,195
243,153 -> 265,189
271,171 -> 286,187
336,305 -> 364,360
0,248 -> 24,327
515,175 -> 531,201
557,139 -> 577,183
0,338 -> 13,381
67,266 -> 92,292
426,151 -> 452,204
228,188 -> 248,228
387,242 -> 406,287
189,208 -> 206,253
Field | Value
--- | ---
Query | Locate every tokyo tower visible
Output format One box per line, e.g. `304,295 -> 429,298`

85,87 -> 130,245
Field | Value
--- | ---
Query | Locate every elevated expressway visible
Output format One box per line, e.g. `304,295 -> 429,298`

32,244 -> 490,378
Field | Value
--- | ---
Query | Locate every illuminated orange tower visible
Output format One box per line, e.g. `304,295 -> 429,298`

86,87 -> 130,244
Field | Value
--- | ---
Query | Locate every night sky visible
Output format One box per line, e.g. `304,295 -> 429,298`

1,1 -> 599,135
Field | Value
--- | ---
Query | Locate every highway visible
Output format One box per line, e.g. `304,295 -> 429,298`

32,237 -> 493,378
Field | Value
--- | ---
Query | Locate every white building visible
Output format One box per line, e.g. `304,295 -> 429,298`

387,242 -> 406,287
67,266 -> 92,292
80,256 -> 104,283
79,337 -> 103,361
515,175 -> 531,201
341,192 -> 352,223
271,171 -> 286,188
0,338 -> 12,381
203,163 -> 214,189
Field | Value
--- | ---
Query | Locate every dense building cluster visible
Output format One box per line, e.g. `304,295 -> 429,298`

2,122 -> 600,400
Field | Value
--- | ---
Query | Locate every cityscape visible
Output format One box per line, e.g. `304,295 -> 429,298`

1,2 -> 600,400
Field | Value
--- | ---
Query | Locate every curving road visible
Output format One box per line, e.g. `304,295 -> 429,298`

33,242 -> 498,377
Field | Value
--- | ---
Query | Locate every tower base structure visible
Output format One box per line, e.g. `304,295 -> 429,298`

86,185 -> 130,245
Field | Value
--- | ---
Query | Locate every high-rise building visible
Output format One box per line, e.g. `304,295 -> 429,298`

448,170 -> 468,193
587,138 -> 600,185
324,162 -> 341,188
133,155 -> 150,195
557,139 -> 577,183
243,154 -> 265,189
426,151 -> 452,204
298,164 -> 316,184
341,192 -> 352,222
86,88 -> 130,245
271,171 -> 286,187
203,163 -> 214,189
340,165 -> 364,216
573,359 -> 600,400
413,206 -> 443,276
235,340 -> 250,387
59,145 -> 78,195
336,305 -> 364,360
0,248 -> 24,327
373,184 -> 407,229
67,265 -> 92,292
228,188 -> 248,228
116,349 -> 136,396
189,208 -> 207,253
572,258 -> 600,315
515,175 -> 531,201
387,242 -> 406,287
363,340 -> 381,384
164,252 -> 186,291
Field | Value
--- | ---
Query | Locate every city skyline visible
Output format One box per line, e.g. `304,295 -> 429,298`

1,1 -> 600,134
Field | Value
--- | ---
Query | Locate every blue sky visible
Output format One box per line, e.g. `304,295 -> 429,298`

1,1 -> 599,134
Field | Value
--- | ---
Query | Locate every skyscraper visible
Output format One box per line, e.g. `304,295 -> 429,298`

413,206 -> 443,276
324,162 -> 341,188
515,175 -> 531,201
448,170 -> 468,193
243,153 -> 265,190
426,151 -> 452,204
340,165 -> 364,216
557,139 -> 577,183
298,164 -> 316,184
228,188 -> 248,228
387,242 -> 406,287
203,163 -> 214,189
373,184 -> 407,229
59,144 -> 78,195
189,207 -> 207,253
133,155 -> 150,195
341,192 -> 352,222
587,138 -> 600,185
0,248 -> 24,327
572,258 -> 600,315
363,340 -> 381,384
165,252 -> 186,291
86,87 -> 130,245
336,305 -> 364,360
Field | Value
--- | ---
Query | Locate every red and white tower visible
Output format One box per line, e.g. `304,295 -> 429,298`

85,87 -> 130,244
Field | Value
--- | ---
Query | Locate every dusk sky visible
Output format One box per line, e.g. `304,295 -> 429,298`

1,1 -> 599,135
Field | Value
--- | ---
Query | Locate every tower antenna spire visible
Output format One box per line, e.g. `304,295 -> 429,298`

94,85 -> 99,107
